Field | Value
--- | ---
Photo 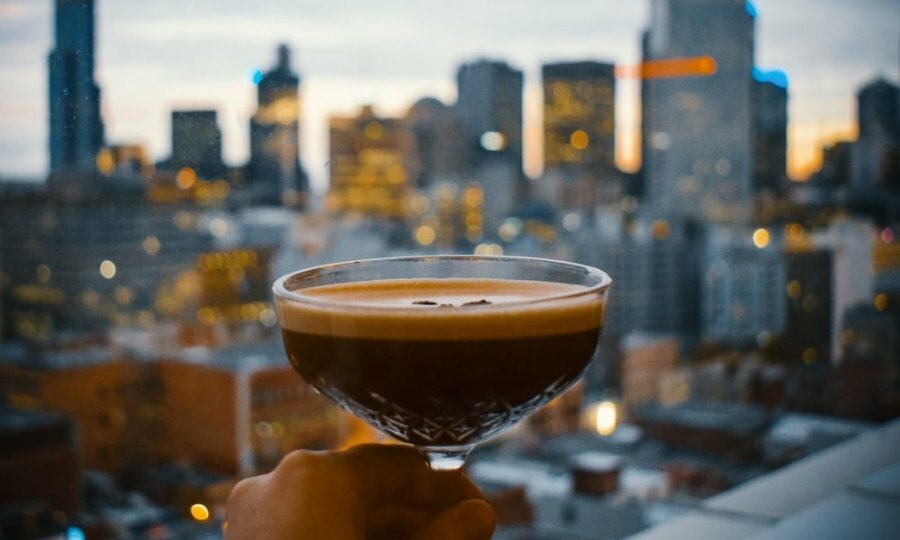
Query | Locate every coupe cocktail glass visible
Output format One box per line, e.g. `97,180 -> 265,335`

273,255 -> 611,470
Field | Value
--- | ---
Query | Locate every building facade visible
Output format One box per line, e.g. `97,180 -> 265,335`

701,226 -> 786,345
542,61 -> 616,179
326,105 -> 412,219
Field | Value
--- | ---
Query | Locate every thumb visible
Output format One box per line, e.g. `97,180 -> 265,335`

412,499 -> 496,540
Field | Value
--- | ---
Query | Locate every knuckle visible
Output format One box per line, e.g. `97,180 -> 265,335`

226,476 -> 256,507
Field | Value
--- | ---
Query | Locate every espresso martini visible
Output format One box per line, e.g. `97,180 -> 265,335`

276,277 -> 605,447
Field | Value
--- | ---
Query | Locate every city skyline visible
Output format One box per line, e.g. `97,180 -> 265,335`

0,0 -> 898,192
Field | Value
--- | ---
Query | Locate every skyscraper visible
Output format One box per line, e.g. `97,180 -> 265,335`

455,60 -> 524,236
164,110 -> 226,179
48,0 -> 104,174
455,60 -> 524,175
642,0 -> 756,223
542,61 -> 616,178
246,44 -> 309,207
851,78 -> 900,200
752,70 -> 788,195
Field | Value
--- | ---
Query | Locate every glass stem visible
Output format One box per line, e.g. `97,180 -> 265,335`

420,446 -> 473,471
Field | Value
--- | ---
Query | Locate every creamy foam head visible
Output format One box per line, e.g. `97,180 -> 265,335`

275,278 -> 605,340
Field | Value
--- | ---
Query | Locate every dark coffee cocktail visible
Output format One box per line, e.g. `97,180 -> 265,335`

277,277 -> 604,447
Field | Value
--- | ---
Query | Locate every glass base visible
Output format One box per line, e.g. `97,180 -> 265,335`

419,445 -> 474,471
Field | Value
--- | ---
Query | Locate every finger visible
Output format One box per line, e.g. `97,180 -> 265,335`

411,499 -> 496,540
367,503 -> 431,540
461,474 -> 484,500
339,444 -> 479,509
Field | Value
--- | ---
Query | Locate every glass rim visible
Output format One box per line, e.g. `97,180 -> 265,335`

272,254 -> 612,312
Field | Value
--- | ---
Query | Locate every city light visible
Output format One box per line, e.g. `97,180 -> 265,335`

474,243 -> 503,255
114,286 -> 134,305
255,421 -> 274,438
36,264 -> 51,283
874,293 -> 888,311
591,401 -> 618,436
753,67 -> 788,89
651,220 -> 671,240
414,225 -> 436,246
785,222 -> 805,240
786,280 -> 802,299
752,228 -> 770,248
258,307 -> 277,327
562,213 -> 581,232
570,129 -> 589,150
209,218 -> 229,238
615,56 -> 718,80
190,503 -> 210,522
176,167 -> 197,190
143,235 -> 161,256
99,260 -> 117,279
498,218 -> 522,241
364,121 -> 384,141
480,131 -> 506,151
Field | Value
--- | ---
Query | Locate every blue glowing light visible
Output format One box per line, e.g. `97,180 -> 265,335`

66,527 -> 86,540
745,1 -> 757,17
251,69 -> 263,85
753,67 -> 789,89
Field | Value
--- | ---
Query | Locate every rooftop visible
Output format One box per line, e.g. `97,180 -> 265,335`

632,417 -> 900,539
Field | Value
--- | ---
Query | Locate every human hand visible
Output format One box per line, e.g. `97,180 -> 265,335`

225,444 -> 495,539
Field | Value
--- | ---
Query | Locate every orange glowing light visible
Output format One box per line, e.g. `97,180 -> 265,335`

176,167 -> 198,190
190,504 -> 210,522
615,56 -> 718,80
570,130 -> 590,150
752,228 -> 770,249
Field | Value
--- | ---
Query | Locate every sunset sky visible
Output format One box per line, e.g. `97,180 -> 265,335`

0,0 -> 898,192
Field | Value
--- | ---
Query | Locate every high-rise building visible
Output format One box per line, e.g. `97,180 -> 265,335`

454,60 -> 524,237
574,214 -> 699,339
642,0 -> 756,223
403,97 -> 467,190
48,0 -> 104,174
782,248 -> 833,364
701,226 -> 786,345
542,61 -> 616,179
246,44 -> 309,207
851,78 -> 900,200
163,110 -> 226,180
752,70 -> 788,195
326,105 -> 411,219
455,59 -> 524,175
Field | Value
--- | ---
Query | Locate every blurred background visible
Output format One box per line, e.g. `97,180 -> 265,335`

1,0 -> 899,538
